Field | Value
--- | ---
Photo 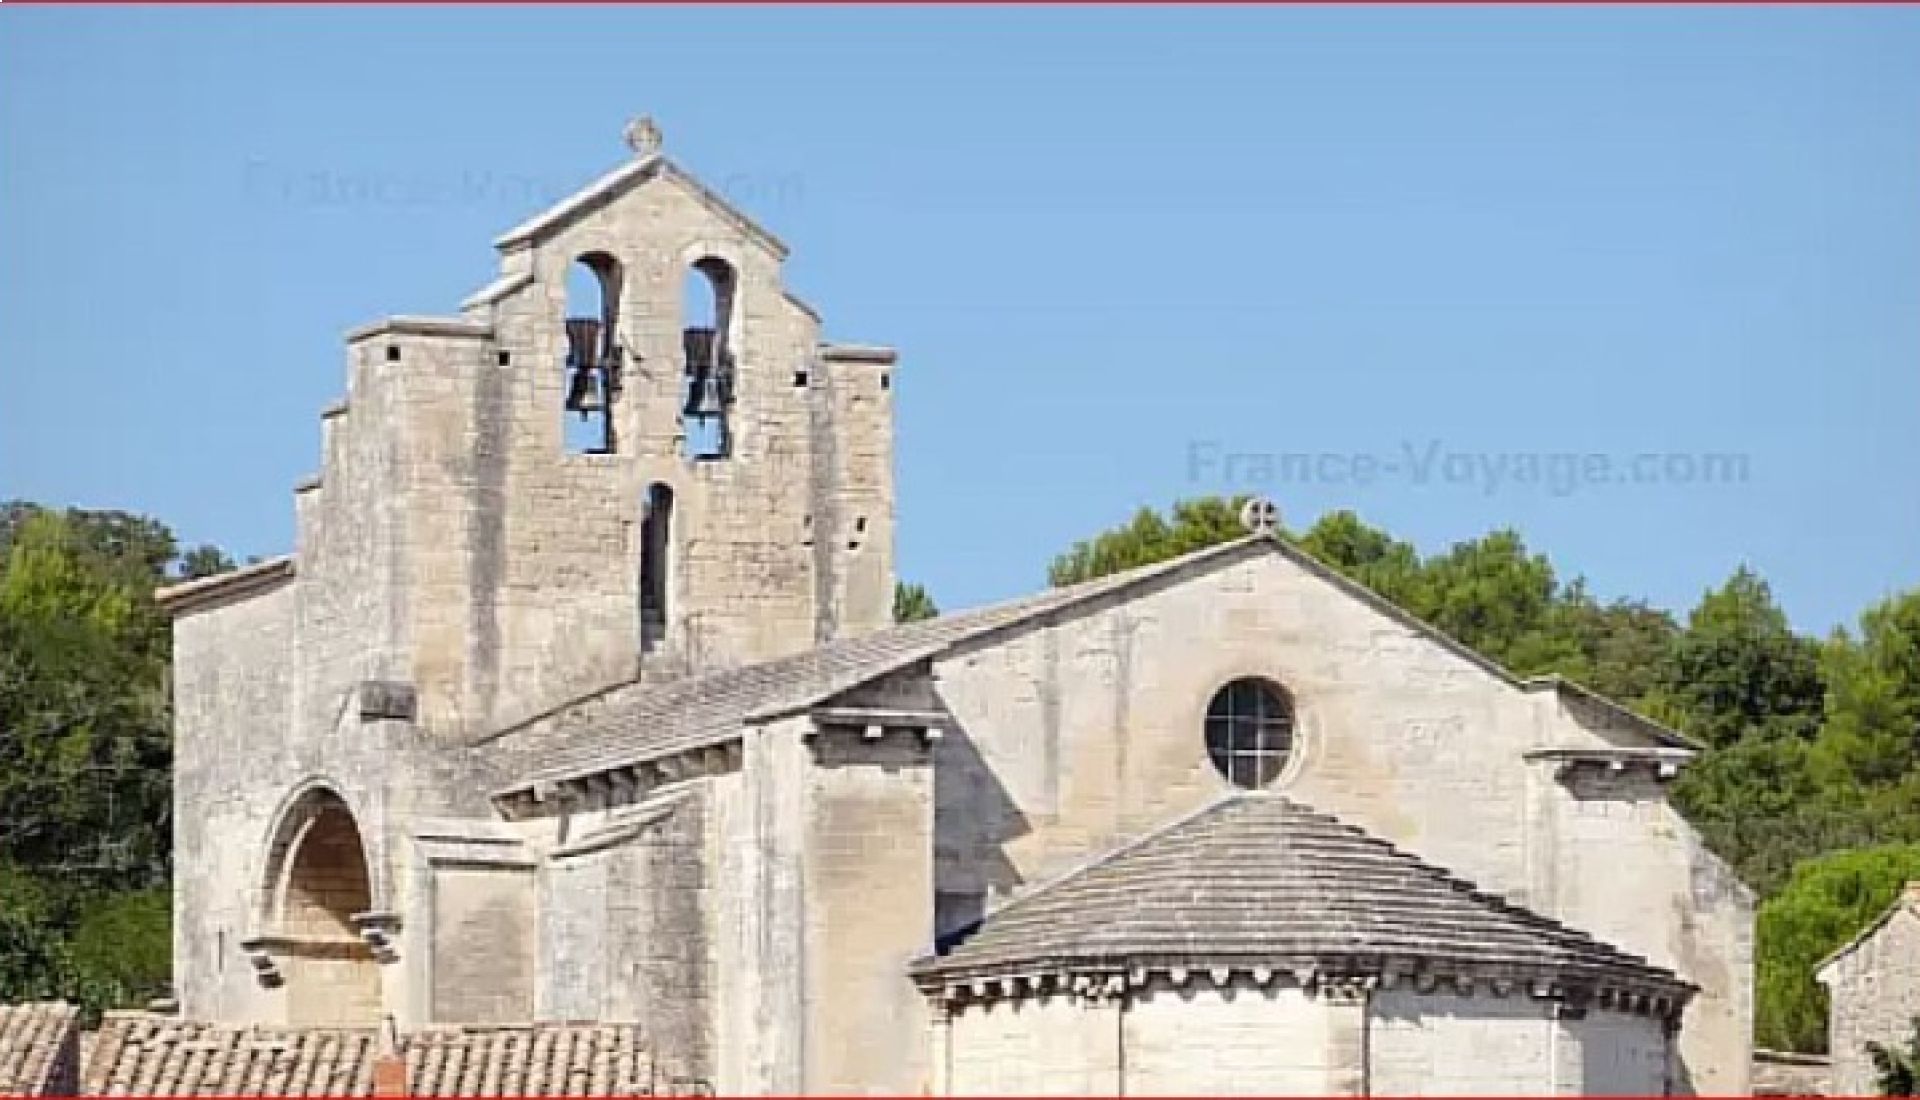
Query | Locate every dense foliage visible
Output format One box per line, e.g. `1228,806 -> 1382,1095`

1757,847 -> 1920,1053
1050,496 -> 1920,1052
0,502 -> 229,1015
893,581 -> 939,624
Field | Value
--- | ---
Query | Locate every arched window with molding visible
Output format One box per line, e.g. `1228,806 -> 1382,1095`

562,253 -> 623,455
681,257 -> 736,460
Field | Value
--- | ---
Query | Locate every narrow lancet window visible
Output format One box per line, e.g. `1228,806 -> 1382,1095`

640,483 -> 673,635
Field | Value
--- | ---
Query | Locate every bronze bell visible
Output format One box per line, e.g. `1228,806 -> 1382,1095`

681,325 -> 730,418
565,366 -> 605,416
566,317 -> 605,371
682,325 -> 717,371
564,317 -> 608,417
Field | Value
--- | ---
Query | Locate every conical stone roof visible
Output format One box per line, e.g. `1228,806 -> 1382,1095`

914,794 -> 1692,1009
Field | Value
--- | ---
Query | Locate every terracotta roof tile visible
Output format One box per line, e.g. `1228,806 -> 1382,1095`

0,1002 -> 80,1096
79,1016 -> 654,1097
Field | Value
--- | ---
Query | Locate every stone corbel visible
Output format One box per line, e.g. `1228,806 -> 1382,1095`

1524,746 -> 1695,786
351,910 -> 403,963
806,705 -> 950,744
1313,973 -> 1375,1005
237,936 -> 284,987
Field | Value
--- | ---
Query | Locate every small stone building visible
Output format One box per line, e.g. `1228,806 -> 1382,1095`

155,120 -> 1756,1095
1817,881 -> 1920,1095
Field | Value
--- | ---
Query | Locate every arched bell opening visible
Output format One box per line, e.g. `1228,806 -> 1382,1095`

681,257 -> 736,460
258,787 -> 383,1027
563,252 -> 624,455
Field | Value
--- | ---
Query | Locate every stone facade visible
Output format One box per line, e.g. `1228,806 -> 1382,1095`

161,125 -> 895,1052
1817,882 -> 1920,1095
158,123 -> 1754,1096
933,979 -> 1673,1097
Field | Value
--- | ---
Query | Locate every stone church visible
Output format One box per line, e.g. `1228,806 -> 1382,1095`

154,120 -> 1755,1095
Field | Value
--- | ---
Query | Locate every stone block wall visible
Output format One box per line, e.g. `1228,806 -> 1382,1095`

938,983 -> 1669,1096
535,785 -> 718,1085
1123,983 -> 1359,1096
429,865 -> 536,1025
941,995 -> 1119,1095
1529,756 -> 1752,1094
802,730 -> 934,1094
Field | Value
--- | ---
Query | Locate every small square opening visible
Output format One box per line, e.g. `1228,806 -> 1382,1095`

497,350 -> 512,367
385,345 -> 401,362
793,370 -> 809,388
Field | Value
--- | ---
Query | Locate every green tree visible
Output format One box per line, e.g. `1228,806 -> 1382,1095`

1656,568 -> 1825,750
178,544 -> 236,581
1048,496 -> 1248,587
1870,1018 -> 1920,1097
1754,844 -> 1920,1052
0,863 -> 82,1003
0,502 -> 227,1012
1534,584 -> 1679,707
1294,510 -> 1422,606
1407,529 -> 1581,676
893,581 -> 939,623
1671,733 -> 1851,895
0,512 -> 171,882
1815,590 -> 1920,790
67,887 -> 172,1009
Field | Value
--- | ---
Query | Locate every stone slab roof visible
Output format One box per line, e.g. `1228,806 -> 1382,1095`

912,793 -> 1693,1003
82,1016 -> 654,1097
0,1002 -> 79,1096
153,555 -> 295,617
491,531 -> 1690,800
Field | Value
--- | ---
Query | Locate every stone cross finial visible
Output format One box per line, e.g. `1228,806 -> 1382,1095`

1240,496 -> 1280,535
624,116 -> 663,158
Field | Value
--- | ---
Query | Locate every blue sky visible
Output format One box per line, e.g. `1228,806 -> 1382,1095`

2,7 -> 1916,633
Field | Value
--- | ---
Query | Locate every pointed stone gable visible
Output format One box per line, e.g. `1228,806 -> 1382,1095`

489,529 -> 1689,808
